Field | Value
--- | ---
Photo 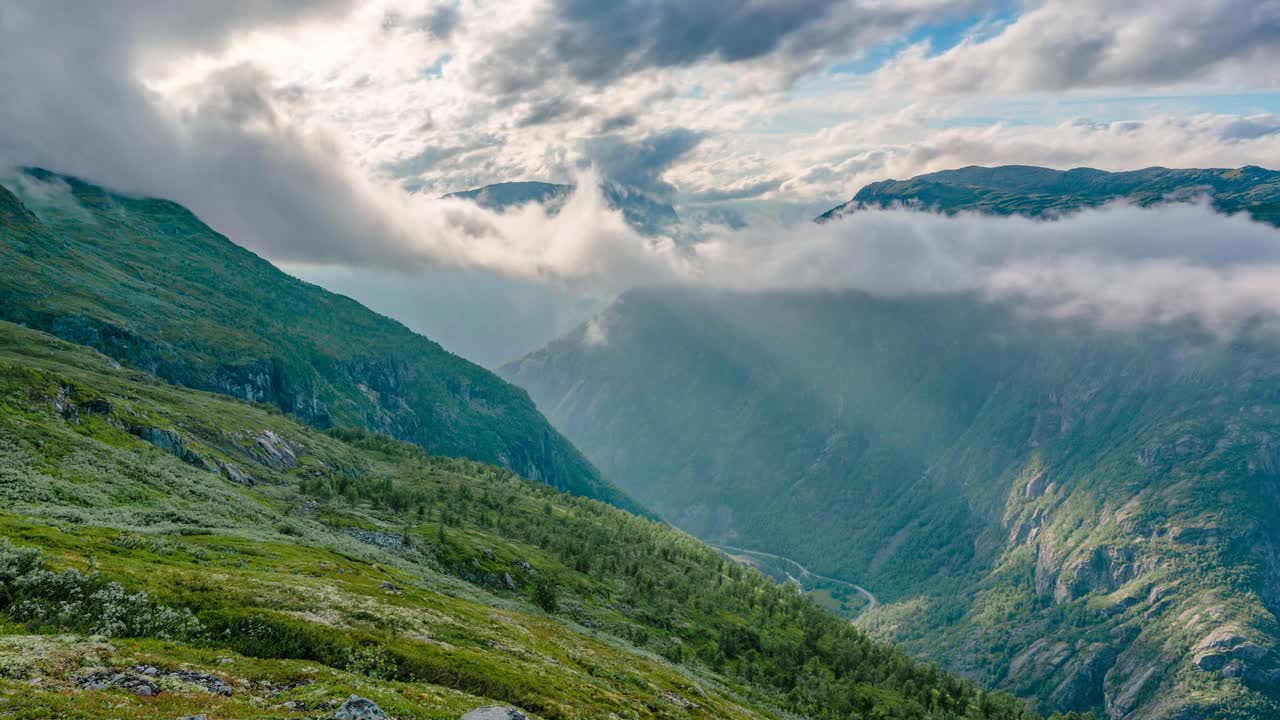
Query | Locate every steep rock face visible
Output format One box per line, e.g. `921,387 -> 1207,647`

503,287 -> 1280,718
0,171 -> 640,514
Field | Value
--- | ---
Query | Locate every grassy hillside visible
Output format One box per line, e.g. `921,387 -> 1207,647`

816,165 -> 1280,224
0,169 -> 637,513
501,287 -> 1280,719
0,319 -> 1039,719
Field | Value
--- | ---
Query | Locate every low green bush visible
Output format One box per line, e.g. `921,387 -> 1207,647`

0,538 -> 200,639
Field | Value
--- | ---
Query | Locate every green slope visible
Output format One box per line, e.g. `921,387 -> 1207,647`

0,168 -> 638,514
501,287 -> 1280,719
816,165 -> 1280,224
0,319 -> 1038,720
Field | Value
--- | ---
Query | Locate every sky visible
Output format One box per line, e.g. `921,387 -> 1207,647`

2,1 -> 1280,366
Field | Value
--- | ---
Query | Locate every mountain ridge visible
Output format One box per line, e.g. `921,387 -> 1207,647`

816,164 -> 1280,224
0,168 -> 641,514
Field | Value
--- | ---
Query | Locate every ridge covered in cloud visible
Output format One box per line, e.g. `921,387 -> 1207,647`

696,201 -> 1280,337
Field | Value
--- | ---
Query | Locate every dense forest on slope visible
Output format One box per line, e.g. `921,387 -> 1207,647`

502,287 -> 1280,719
0,320 -> 1042,719
0,169 -> 636,512
816,165 -> 1280,225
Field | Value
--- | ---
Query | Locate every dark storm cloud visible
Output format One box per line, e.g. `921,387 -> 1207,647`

581,128 -> 704,199
469,0 -> 985,95
553,0 -> 841,80
517,97 -> 589,127
598,114 -> 639,133
419,3 -> 461,39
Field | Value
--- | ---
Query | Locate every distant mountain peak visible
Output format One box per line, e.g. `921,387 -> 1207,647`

816,164 -> 1280,225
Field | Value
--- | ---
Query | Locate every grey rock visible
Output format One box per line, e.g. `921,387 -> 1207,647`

77,669 -> 157,696
346,528 -> 406,550
253,430 -> 302,470
335,695 -> 390,720
172,669 -> 234,696
461,707 -> 530,720
1170,525 -> 1222,546
129,665 -> 233,696
1193,627 -> 1271,673
218,460 -> 257,486
1023,469 -> 1050,498
135,427 -> 213,470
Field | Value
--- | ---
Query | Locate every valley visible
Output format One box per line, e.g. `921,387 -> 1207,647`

0,171 -> 1047,719
7,163 -> 1280,720
4,0 -> 1279,717
713,543 -> 878,618
504,284 -> 1280,719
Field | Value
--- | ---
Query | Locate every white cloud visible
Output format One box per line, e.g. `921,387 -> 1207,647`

688,200 -> 1280,337
874,0 -> 1280,94
6,0 -> 1280,356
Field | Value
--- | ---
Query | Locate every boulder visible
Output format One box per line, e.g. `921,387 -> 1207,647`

460,707 -> 530,720
335,695 -> 390,720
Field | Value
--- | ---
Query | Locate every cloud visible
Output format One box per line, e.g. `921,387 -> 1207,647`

875,0 -> 1280,93
581,129 -> 705,199
6,0 -> 1280,350
0,0 -> 419,267
582,315 -> 609,347
689,200 -> 1280,337
461,0 -> 987,96
417,3 -> 460,39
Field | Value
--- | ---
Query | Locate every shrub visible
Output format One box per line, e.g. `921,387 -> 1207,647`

0,538 -> 200,639
346,644 -> 397,680
531,575 -> 560,614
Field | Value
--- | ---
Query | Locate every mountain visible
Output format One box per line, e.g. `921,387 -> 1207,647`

0,318 -> 1039,720
501,286 -> 1280,719
0,168 -> 638,513
816,165 -> 1280,225
445,180 -> 680,237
